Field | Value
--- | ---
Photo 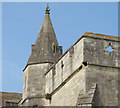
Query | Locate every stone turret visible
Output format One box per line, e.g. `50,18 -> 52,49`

20,6 -> 62,106
27,5 -> 62,66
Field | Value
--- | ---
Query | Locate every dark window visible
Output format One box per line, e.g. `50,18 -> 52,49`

61,61 -> 64,69
33,105 -> 38,108
53,45 -> 56,53
52,43 -> 58,53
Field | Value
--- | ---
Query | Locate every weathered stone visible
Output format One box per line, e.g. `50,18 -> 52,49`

46,32 -> 120,106
1,6 -> 120,107
0,92 -> 22,107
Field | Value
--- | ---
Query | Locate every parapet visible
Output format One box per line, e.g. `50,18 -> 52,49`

45,32 -> 120,95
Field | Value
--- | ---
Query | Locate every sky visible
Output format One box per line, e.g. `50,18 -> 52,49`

2,2 -> 118,93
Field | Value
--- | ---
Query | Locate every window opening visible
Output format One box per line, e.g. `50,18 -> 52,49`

106,43 -> 113,55
61,61 -> 64,69
52,43 -> 57,53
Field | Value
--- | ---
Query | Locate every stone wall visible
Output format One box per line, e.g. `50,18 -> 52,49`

45,33 -> 120,106
83,35 -> 120,67
83,34 -> 120,106
85,65 -> 119,106
21,63 -> 52,106
50,67 -> 86,106
45,38 -> 84,95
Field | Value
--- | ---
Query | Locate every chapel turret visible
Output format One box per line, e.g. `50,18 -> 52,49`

21,6 -> 62,106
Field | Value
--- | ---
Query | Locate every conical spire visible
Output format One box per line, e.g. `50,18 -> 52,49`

26,6 -> 62,66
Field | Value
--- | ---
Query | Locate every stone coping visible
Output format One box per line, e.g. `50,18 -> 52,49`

0,91 -> 22,94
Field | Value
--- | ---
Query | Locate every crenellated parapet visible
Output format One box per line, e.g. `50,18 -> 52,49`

45,32 -> 120,106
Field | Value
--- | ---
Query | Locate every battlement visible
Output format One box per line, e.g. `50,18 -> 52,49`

46,32 -> 120,73
45,32 -> 120,103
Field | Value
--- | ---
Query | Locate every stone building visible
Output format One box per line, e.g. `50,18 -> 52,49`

0,92 -> 22,107
1,6 -> 120,107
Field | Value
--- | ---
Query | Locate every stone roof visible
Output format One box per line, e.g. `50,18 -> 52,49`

0,91 -> 22,107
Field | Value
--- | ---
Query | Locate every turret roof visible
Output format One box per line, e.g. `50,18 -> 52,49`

26,6 -> 61,67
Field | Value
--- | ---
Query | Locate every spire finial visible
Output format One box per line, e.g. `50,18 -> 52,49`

45,4 -> 50,14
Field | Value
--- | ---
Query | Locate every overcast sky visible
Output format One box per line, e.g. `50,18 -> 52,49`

2,2 -> 118,93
